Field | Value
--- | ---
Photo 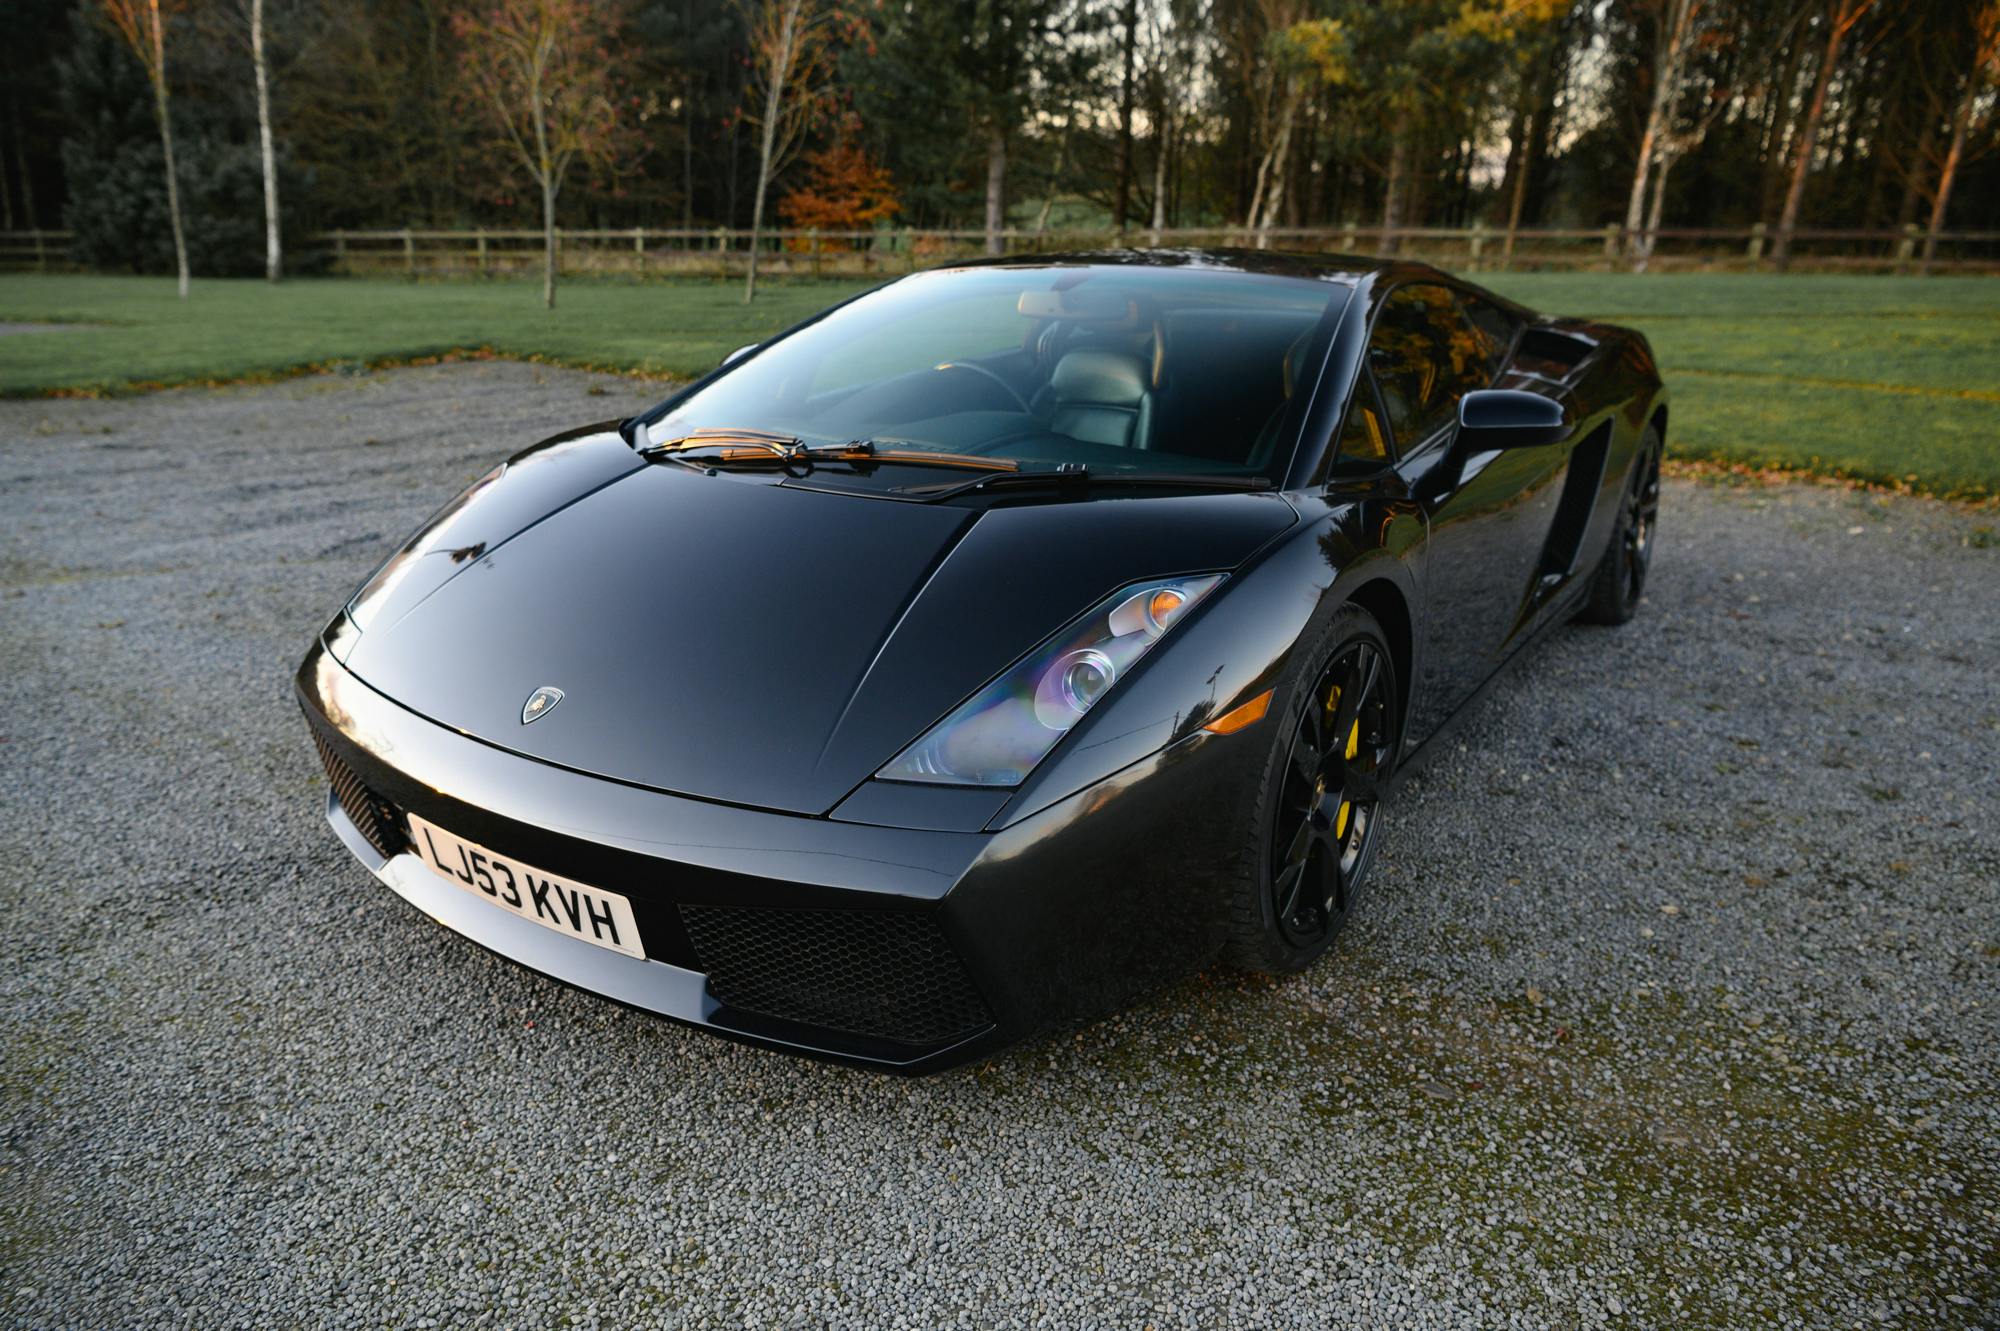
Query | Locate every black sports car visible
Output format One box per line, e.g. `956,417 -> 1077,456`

299,250 -> 1665,1072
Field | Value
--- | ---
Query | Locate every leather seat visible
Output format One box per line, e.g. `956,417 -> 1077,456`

1048,350 -> 1152,449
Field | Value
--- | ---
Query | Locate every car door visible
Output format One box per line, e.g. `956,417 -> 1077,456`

1375,284 -> 1569,746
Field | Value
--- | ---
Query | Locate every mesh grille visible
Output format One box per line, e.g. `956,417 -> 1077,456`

681,905 -> 991,1047
310,724 -> 404,860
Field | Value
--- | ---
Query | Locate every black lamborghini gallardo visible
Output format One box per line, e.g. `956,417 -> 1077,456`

299,250 -> 1666,1071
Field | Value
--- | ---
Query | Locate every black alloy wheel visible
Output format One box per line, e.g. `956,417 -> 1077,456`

1621,440 -> 1662,605
1582,425 -> 1664,626
1267,631 -> 1396,951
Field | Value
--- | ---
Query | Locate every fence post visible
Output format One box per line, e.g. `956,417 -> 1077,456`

633,226 -> 645,276
904,228 -> 916,274
1745,222 -> 1765,269
1468,222 -> 1486,272
1894,222 -> 1918,274
713,227 -> 729,280
333,229 -> 346,271
1340,220 -> 1357,253
810,228 -> 821,279
1600,223 -> 1619,268
32,228 -> 46,273
402,227 -> 415,278
476,227 -> 487,276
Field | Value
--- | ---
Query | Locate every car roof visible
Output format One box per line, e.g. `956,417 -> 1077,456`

938,247 -> 1391,282
933,248 -> 1535,317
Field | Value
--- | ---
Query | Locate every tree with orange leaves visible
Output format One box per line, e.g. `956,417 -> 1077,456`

777,122 -> 899,236
452,0 -> 631,309
98,0 -> 189,298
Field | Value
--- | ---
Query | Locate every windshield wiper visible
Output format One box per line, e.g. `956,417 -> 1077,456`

642,430 -> 1020,475
895,466 -> 1274,503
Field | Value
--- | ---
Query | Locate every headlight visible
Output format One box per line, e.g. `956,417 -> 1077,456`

878,573 -> 1224,787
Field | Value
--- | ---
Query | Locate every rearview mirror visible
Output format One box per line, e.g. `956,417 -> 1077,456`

720,343 -> 759,368
1456,389 -> 1569,449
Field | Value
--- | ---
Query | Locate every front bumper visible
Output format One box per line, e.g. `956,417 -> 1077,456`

297,641 -> 1261,1072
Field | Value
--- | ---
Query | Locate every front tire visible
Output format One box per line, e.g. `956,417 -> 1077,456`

1579,425 -> 1662,626
1224,605 -> 1399,974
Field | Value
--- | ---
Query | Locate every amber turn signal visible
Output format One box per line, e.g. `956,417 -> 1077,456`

1204,687 -> 1274,735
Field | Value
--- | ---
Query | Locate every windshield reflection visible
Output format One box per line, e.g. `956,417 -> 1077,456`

647,263 -> 1352,483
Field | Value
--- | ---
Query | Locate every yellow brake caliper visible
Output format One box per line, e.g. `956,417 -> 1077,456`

1325,681 -> 1359,840
1337,717 -> 1359,838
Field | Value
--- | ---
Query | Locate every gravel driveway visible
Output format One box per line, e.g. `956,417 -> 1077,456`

3,363 -> 1995,1330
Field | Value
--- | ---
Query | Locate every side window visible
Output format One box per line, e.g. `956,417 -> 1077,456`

1458,294 -> 1520,380
1368,284 -> 1494,448
1336,375 -> 1391,464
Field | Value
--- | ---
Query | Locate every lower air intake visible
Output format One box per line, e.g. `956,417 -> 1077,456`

681,905 -> 992,1048
309,722 -> 405,861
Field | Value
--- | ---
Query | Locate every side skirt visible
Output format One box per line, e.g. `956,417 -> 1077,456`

1386,576 -> 1594,793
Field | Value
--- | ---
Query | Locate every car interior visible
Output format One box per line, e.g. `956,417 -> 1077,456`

788,292 -> 1332,475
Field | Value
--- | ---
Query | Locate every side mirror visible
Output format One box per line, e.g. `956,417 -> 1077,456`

720,342 -> 759,368
1456,389 -> 1570,449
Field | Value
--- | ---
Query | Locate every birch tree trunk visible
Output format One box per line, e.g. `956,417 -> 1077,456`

1624,0 -> 1693,263
1636,149 -> 1674,272
744,108 -> 780,301
529,60 -> 557,309
1773,4 -> 1858,271
1503,108 -> 1534,261
743,5 -> 793,304
1379,124 -> 1408,255
252,0 -> 280,282
1920,81 -> 1975,275
1257,109 -> 1297,247
540,174 -> 558,309
984,124 -> 1007,256
1245,81 -> 1291,240
147,2 -> 190,300
1148,116 -> 1169,244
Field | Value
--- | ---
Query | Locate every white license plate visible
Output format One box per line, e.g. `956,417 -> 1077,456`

406,814 -> 645,959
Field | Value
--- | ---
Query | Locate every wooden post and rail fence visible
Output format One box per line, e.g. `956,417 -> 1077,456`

5,222 -> 1997,279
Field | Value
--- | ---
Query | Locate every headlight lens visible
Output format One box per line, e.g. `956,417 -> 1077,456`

878,573 -> 1224,787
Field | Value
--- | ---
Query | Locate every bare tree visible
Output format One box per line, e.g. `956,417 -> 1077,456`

1621,0 -> 1701,262
205,0 -> 285,279
454,0 -> 629,310
1247,17 -> 1346,243
100,0 -> 190,298
1922,4 -> 1999,273
1630,1 -> 1766,270
1771,0 -> 1878,270
740,0 -> 838,302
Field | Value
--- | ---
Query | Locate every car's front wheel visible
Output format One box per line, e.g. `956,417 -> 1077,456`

1225,605 -> 1399,974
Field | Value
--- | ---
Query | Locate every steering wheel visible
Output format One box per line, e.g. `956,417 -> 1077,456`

936,361 -> 1033,414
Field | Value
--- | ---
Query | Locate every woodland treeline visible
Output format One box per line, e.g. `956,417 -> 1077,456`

4,0 -> 1996,284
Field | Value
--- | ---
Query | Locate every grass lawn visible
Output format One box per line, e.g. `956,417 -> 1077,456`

1,269 -> 1994,500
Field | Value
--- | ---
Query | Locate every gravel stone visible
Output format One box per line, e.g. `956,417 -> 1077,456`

2,362 -> 1995,1329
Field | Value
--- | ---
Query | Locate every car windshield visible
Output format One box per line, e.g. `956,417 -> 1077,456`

643,263 -> 1352,482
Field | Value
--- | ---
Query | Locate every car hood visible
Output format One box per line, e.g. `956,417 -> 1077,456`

342,457 -> 1296,814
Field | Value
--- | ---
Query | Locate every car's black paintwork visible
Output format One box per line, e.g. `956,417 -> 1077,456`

299,250 -> 1666,1071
